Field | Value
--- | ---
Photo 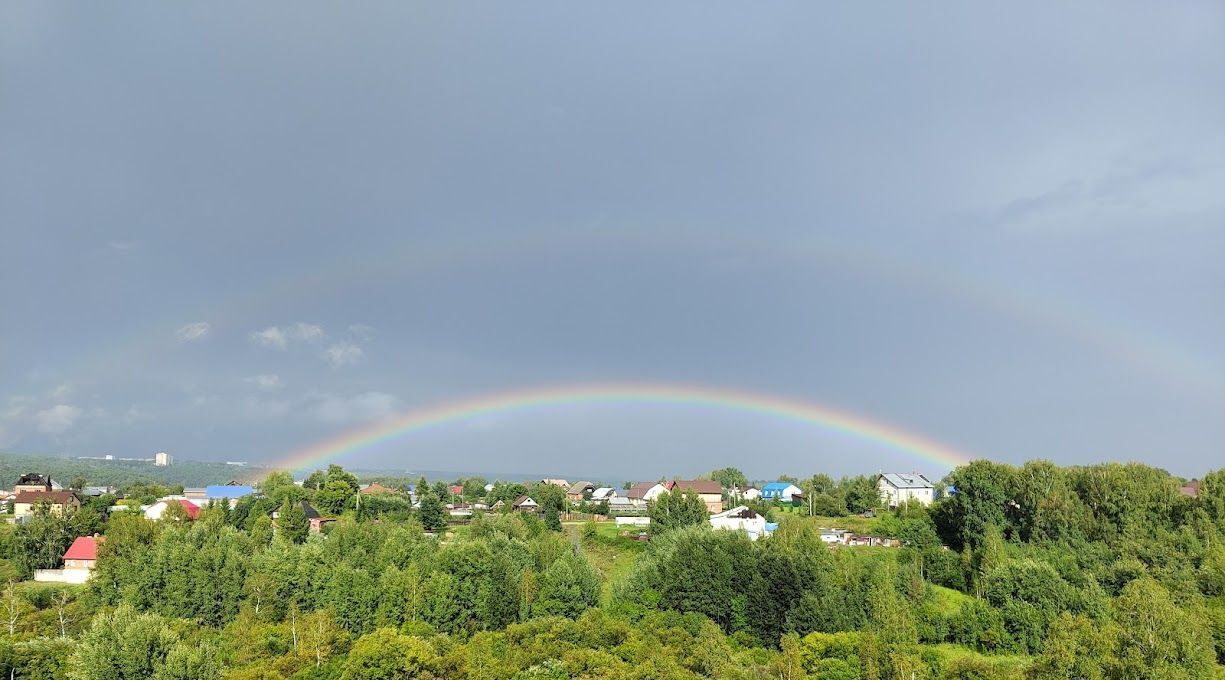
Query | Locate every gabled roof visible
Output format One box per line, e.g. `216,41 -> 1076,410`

762,482 -> 799,492
667,480 -> 722,495
567,481 -> 595,495
712,506 -> 758,520
1180,479 -> 1201,497
625,482 -> 663,500
64,536 -> 101,561
879,473 -> 933,489
540,479 -> 569,488
591,487 -> 616,500
360,482 -> 398,495
14,490 -> 78,505
512,495 -> 537,507
163,499 -> 200,519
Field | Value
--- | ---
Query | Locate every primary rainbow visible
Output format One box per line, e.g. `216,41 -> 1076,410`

272,382 -> 977,473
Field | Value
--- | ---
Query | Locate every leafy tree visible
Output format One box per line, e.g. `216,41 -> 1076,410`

648,489 -> 708,535
534,552 -> 600,618
1027,613 -> 1114,680
250,514 -> 274,548
527,483 -> 566,513
317,480 -> 356,516
418,492 -> 445,532
708,467 -> 748,489
1111,578 -> 1215,678
841,475 -> 881,514
279,499 -> 310,544
934,460 -> 1017,549
67,604 -> 179,679
460,477 -> 488,499
341,627 -> 436,679
12,504 -> 76,578
543,505 -> 562,532
259,471 -> 298,504
152,641 -> 222,680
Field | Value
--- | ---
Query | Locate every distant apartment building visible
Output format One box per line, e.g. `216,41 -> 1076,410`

154,451 -> 173,466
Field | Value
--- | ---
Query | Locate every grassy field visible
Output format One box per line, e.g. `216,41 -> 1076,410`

770,509 -> 885,534
930,583 -> 975,614
565,521 -> 646,604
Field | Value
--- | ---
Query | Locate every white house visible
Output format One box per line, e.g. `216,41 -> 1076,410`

709,506 -> 769,540
730,486 -> 761,501
624,482 -> 668,507
877,473 -> 934,507
145,498 -> 200,521
591,487 -> 617,502
818,528 -> 850,544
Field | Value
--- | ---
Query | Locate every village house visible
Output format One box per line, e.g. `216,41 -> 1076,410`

145,498 -> 200,521
760,482 -> 803,503
666,480 -> 724,513
34,535 -> 102,584
540,478 -> 570,488
1180,479 -> 1201,498
591,487 -> 617,502
511,495 -> 538,512
14,473 -> 62,494
877,473 -> 934,507
624,482 -> 667,507
819,528 -> 851,544
14,490 -> 81,520
709,506 -> 770,540
566,481 -> 595,502
271,500 -> 332,533
729,486 -> 761,501
360,482 -> 399,495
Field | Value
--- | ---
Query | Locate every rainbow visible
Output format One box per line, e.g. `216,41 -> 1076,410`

271,382 -> 977,474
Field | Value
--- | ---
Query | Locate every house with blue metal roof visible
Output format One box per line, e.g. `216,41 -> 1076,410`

760,482 -> 802,502
205,484 -> 254,500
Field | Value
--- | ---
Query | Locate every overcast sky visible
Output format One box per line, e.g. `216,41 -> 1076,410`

2,2 -> 1223,480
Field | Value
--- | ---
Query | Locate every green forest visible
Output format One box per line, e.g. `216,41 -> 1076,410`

0,460 -> 1222,679
0,451 -> 269,489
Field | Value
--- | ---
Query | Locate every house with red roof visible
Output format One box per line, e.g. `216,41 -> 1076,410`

144,498 -> 200,521
64,536 -> 101,569
34,535 -> 102,584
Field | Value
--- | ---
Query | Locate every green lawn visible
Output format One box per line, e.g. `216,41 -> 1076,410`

565,522 -> 646,604
770,509 -> 884,534
930,584 -> 975,615
927,643 -> 1033,676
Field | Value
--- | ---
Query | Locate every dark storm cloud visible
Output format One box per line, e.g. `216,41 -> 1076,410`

2,2 -> 1223,478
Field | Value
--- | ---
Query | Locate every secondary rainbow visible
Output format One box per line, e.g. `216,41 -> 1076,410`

272,383 -> 978,473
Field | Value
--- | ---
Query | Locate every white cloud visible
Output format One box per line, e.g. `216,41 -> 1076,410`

250,322 -> 325,350
34,404 -> 82,435
310,391 -> 401,424
290,323 -> 324,342
324,342 -> 363,367
245,374 -> 283,391
175,322 -> 211,342
251,326 -> 288,349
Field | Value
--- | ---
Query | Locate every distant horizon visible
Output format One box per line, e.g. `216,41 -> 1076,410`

0,448 -> 1207,488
